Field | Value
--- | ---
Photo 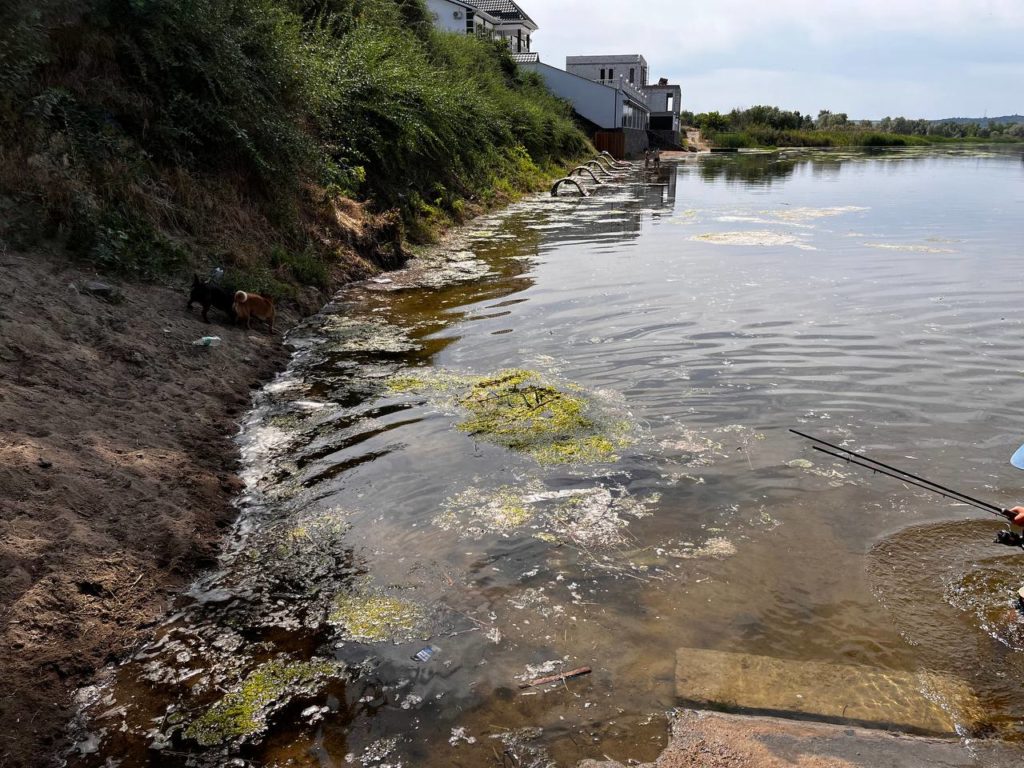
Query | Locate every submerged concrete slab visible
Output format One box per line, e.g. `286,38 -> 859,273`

674,647 -> 981,735
578,708 -> 1024,768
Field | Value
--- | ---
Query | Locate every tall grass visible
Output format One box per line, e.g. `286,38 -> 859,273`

0,0 -> 588,284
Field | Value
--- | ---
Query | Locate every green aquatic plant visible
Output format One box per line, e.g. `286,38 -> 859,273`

329,591 -> 426,643
389,368 -> 632,465
456,370 -> 629,464
387,369 -> 473,394
184,658 -> 344,747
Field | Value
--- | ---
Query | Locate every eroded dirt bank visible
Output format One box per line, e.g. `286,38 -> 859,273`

0,248 -> 291,767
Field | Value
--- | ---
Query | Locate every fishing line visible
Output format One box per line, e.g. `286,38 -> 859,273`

790,429 -> 1016,521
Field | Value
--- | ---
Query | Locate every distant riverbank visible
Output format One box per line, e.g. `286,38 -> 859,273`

708,129 -> 1024,149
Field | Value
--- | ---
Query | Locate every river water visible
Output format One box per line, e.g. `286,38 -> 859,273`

75,146 -> 1024,767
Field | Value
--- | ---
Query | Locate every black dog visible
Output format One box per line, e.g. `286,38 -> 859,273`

187,273 -> 236,323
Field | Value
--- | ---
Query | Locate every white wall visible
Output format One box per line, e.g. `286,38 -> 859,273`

565,56 -> 648,85
425,0 -> 466,34
520,62 -> 619,129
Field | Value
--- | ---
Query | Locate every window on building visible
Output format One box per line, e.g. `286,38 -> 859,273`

608,68 -> 614,80
629,68 -> 635,84
666,93 -> 674,112
600,68 -> 605,80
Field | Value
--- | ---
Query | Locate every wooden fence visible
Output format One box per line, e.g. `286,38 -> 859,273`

594,130 -> 626,160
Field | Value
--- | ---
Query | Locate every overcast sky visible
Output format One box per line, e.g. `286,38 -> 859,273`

529,1 -> 1023,119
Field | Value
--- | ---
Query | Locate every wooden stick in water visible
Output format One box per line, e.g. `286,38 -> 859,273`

518,666 -> 592,689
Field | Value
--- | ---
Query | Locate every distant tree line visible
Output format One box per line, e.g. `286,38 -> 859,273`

681,106 -> 1024,140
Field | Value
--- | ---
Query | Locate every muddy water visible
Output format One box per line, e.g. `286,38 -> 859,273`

75,147 -> 1024,767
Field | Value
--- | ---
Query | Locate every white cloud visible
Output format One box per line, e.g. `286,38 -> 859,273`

527,0 -> 1024,116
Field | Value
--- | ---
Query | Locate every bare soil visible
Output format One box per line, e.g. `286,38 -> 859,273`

0,248 -> 291,767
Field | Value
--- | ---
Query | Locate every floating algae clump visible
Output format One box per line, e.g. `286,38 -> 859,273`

436,484 -> 657,547
329,591 -> 427,643
436,484 -> 540,535
389,368 -> 632,465
184,658 -> 344,747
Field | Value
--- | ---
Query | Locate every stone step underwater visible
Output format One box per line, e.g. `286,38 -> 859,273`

675,647 -> 984,736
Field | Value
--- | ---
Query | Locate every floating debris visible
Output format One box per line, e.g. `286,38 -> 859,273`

319,315 -> 421,353
436,483 -> 542,535
489,727 -> 555,768
435,483 -> 657,548
184,658 -> 345,747
348,736 -> 402,766
693,230 -> 816,250
787,457 -> 850,486
767,205 -> 868,223
865,242 -> 956,254
449,726 -> 477,746
671,537 -> 737,560
518,665 -> 592,689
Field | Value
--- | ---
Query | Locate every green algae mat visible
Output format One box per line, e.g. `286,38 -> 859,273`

388,368 -> 634,465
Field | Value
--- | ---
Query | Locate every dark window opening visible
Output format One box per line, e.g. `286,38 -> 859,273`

600,68 -> 605,80
629,67 -> 635,83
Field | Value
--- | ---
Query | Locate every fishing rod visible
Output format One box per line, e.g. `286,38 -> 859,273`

790,429 -> 1017,522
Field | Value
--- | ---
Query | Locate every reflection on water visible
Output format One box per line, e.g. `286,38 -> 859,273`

74,146 -> 1024,766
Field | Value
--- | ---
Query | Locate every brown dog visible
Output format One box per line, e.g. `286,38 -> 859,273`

232,290 -> 275,333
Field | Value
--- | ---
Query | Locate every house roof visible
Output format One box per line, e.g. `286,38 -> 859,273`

465,0 -> 536,26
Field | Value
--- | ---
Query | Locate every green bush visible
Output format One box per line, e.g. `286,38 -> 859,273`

1,0 -> 589,283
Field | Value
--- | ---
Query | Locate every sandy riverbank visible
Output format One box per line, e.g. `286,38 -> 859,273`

0,248 -> 291,767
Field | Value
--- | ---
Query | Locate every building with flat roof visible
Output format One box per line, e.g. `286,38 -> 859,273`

645,79 -> 683,139
565,54 -> 649,88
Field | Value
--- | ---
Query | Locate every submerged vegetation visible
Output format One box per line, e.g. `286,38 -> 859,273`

329,589 -> 428,643
388,368 -> 634,465
688,106 -> 1024,149
0,0 -> 588,287
184,658 -> 345,746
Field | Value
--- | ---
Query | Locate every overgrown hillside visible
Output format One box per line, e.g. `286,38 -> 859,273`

0,0 -> 588,297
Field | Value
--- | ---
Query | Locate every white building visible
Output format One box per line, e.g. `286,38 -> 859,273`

565,54 -> 649,89
645,78 -> 683,136
425,0 -> 494,35
424,0 -> 536,54
472,0 -> 537,55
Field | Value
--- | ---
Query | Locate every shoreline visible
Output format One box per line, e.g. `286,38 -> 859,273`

0,247 -> 292,767
12,153 -> 1023,767
0,148 -> 587,765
